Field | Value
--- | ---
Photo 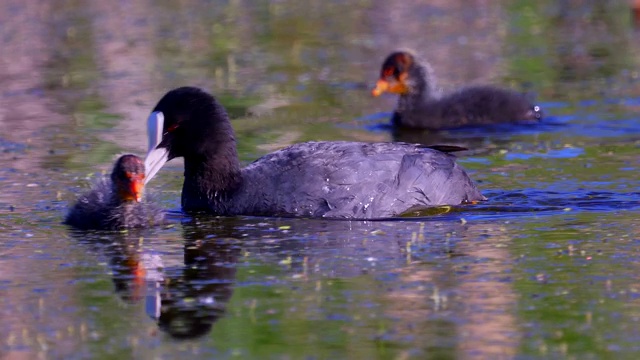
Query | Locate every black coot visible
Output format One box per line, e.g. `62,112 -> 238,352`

144,87 -> 485,219
372,50 -> 543,130
65,154 -> 164,229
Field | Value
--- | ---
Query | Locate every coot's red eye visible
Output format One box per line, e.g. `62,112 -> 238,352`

167,124 -> 180,133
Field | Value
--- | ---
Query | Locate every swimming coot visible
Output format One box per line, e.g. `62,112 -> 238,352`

65,154 -> 165,230
144,87 -> 485,219
372,50 -> 543,130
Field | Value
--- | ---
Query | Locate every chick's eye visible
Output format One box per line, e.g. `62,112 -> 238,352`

382,67 -> 394,78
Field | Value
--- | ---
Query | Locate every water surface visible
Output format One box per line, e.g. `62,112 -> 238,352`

1,0 -> 640,358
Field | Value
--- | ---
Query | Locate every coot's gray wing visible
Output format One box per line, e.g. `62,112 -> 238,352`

238,141 -> 483,219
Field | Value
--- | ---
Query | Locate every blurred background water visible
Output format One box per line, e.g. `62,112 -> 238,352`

2,0 -> 640,358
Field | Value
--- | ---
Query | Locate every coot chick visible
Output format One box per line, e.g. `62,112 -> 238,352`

372,50 -> 543,130
65,154 -> 165,230
144,87 -> 485,219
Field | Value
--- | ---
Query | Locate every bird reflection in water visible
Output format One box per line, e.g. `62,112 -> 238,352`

73,217 -> 240,340
146,220 -> 239,339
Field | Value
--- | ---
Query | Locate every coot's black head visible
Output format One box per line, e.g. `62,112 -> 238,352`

111,154 -> 145,203
372,50 -> 417,97
144,86 -> 235,184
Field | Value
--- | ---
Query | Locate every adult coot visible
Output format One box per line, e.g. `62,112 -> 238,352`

65,154 -> 164,230
372,50 -> 543,130
144,87 -> 485,219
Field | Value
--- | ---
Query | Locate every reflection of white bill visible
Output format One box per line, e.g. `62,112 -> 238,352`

145,281 -> 162,320
141,253 -> 165,282
141,253 -> 164,320
142,250 -> 224,321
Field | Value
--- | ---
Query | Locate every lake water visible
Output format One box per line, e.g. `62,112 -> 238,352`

2,0 -> 640,358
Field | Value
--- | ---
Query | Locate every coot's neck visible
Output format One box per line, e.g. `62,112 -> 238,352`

109,184 -> 129,207
397,61 -> 438,114
107,191 -> 138,226
182,122 -> 243,210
